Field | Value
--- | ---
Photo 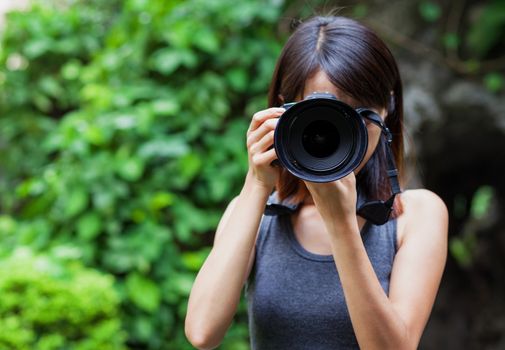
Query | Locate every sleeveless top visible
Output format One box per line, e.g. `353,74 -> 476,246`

244,191 -> 398,349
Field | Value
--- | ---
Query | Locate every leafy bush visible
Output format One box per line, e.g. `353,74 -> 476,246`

0,248 -> 125,350
0,0 -> 286,348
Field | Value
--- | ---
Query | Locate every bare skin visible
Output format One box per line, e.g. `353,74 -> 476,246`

185,70 -> 448,350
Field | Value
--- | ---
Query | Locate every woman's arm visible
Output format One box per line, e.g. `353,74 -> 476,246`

305,178 -> 448,349
185,106 -> 283,349
185,172 -> 271,350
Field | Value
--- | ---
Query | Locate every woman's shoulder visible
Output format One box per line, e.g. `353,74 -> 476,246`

400,189 -> 447,212
396,189 -> 448,248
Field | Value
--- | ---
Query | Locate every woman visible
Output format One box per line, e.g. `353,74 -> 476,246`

185,15 -> 448,350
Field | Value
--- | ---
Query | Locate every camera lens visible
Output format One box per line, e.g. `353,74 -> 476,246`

274,94 -> 368,183
302,120 -> 340,158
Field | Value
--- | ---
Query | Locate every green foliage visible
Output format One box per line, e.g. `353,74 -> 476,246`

0,248 -> 126,350
417,0 -> 505,93
450,186 -> 496,268
469,186 -> 494,220
449,235 -> 475,268
465,0 -> 505,93
0,0 -> 287,348
419,1 -> 441,22
483,72 -> 505,93
352,4 -> 369,19
466,0 -> 505,59
442,32 -> 459,50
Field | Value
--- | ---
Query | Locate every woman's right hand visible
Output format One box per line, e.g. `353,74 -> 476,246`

245,107 -> 285,191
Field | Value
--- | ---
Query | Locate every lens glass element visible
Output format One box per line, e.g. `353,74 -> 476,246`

274,96 -> 368,182
301,120 -> 339,158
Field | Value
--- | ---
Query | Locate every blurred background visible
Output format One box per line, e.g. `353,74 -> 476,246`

0,0 -> 504,349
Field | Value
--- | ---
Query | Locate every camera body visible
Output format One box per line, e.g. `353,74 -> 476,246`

274,92 -> 369,183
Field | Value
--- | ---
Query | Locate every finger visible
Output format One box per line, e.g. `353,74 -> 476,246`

248,108 -> 285,134
251,148 -> 278,167
250,129 -> 275,154
247,118 -> 279,148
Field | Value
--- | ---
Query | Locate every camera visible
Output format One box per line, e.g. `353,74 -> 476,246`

273,92 -> 371,183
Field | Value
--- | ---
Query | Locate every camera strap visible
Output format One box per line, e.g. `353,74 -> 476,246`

356,109 -> 402,225
264,201 -> 299,216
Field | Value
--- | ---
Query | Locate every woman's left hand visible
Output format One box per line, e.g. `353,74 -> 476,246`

303,172 -> 358,231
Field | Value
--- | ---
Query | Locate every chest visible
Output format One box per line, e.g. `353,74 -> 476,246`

289,205 -> 368,256
246,211 -> 397,348
248,242 -> 359,347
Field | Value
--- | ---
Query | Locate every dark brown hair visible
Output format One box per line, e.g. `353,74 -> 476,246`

268,16 -> 405,213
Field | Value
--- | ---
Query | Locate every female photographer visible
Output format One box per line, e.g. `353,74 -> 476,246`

185,15 -> 448,350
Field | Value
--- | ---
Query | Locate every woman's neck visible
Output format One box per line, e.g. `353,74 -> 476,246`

302,195 -> 315,205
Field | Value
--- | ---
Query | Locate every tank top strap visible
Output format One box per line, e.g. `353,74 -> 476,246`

255,192 -> 289,253
255,212 -> 272,253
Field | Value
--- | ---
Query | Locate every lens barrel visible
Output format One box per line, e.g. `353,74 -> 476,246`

274,93 -> 368,183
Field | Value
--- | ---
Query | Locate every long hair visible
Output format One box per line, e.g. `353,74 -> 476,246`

268,16 -> 405,215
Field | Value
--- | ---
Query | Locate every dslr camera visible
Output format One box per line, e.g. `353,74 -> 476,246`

273,92 -> 373,183
270,92 -> 401,225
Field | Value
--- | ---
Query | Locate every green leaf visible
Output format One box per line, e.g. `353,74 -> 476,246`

84,125 -> 107,146
171,272 -> 194,296
419,1 -> 441,22
208,175 -> 231,202
226,68 -> 248,92
131,316 -> 155,342
23,38 -> 51,58
64,188 -> 88,218
442,32 -> 459,50
484,73 -> 504,93
39,76 -> 64,98
77,212 -> 102,241
62,60 -> 81,80
150,192 -> 175,210
117,157 -> 144,182
151,99 -> 180,116
470,186 -> 494,219
449,237 -> 473,267
0,216 -> 16,235
193,28 -> 220,53
32,92 -> 52,112
112,114 -> 137,130
149,49 -> 197,75
125,273 -> 161,313
181,249 -> 210,271
352,4 -> 368,18
177,152 -> 203,181
81,84 -> 113,109
138,138 -> 189,160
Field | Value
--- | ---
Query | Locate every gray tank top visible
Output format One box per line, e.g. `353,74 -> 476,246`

245,191 -> 398,349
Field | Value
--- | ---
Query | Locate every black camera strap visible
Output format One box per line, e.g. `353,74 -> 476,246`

356,109 -> 402,225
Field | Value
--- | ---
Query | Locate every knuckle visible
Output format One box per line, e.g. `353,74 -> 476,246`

252,154 -> 261,165
266,118 -> 278,128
